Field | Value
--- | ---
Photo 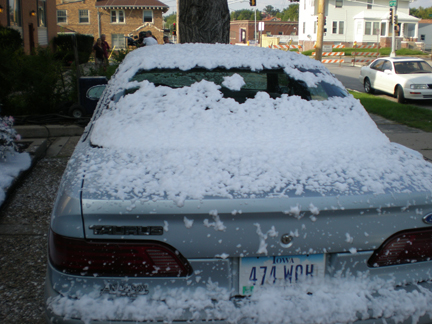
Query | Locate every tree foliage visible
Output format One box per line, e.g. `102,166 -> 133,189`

276,4 -> 299,22
263,5 -> 280,17
230,4 -> 298,22
409,6 -> 432,19
230,9 -> 262,21
164,12 -> 177,26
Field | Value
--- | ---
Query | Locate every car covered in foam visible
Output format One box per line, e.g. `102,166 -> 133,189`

45,44 -> 432,324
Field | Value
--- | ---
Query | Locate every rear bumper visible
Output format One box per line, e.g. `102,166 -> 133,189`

45,256 -> 432,324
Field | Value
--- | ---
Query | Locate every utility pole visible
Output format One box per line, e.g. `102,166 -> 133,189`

250,0 -> 257,44
389,0 -> 397,57
176,0 -> 180,43
315,0 -> 325,62
255,9 -> 257,44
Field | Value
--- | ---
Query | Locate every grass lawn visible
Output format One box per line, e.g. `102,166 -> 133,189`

349,91 -> 432,132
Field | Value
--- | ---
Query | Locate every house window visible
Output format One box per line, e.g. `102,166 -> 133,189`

7,0 -> 22,27
111,10 -> 125,23
367,0 -> 372,9
57,10 -> 67,23
339,21 -> 344,34
372,22 -> 379,35
381,22 -> 386,36
364,22 -> 371,35
38,0 -> 46,27
112,34 -> 126,49
421,35 -> 425,41
332,21 -> 344,34
278,31 -> 283,35
143,10 -> 153,23
79,9 -> 89,24
335,0 -> 343,8
303,22 -> 306,34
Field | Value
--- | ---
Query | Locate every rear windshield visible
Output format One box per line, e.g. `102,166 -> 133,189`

130,68 -> 348,102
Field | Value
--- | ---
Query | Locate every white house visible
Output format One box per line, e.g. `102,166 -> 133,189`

299,0 -> 421,50
418,19 -> 432,51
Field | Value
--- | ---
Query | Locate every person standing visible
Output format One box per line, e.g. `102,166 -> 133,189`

143,31 -> 158,46
163,36 -> 173,44
100,34 -> 110,65
93,38 -> 105,70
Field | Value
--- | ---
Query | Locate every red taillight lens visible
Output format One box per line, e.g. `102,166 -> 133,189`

49,230 -> 193,277
368,227 -> 432,267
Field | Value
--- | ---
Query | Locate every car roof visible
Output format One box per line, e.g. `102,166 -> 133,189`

378,57 -> 427,62
109,44 -> 343,92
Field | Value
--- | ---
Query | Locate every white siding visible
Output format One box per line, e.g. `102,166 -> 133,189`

299,0 -> 415,44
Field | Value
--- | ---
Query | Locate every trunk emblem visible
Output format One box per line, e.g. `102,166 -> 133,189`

89,225 -> 164,236
281,234 -> 293,247
423,213 -> 432,225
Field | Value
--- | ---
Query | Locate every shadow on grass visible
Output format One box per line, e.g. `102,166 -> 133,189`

350,91 -> 432,132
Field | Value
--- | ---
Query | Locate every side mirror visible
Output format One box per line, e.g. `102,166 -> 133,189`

383,69 -> 392,75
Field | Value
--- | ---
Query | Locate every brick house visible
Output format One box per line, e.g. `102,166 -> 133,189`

0,0 -> 57,53
56,0 -> 169,48
230,20 -> 298,44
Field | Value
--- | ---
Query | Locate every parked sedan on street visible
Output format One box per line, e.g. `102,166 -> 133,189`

359,57 -> 432,103
45,44 -> 432,324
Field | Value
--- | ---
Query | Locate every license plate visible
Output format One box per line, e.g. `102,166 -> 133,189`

239,254 -> 326,295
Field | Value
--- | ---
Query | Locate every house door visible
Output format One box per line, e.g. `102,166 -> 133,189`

29,23 -> 35,53
240,28 -> 246,43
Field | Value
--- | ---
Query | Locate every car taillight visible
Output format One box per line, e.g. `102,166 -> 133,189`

48,230 -> 193,277
368,227 -> 432,267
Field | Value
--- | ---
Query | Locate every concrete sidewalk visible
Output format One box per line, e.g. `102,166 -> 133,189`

369,113 -> 432,160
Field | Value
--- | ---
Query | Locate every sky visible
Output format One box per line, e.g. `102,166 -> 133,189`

162,0 -> 431,16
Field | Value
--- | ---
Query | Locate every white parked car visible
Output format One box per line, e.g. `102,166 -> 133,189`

359,57 -> 432,103
45,44 -> 432,324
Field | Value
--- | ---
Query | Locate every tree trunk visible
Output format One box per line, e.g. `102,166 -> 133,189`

179,0 -> 230,44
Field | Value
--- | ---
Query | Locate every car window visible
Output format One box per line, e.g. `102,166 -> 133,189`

129,68 -> 347,103
382,61 -> 392,71
87,85 -> 107,100
370,60 -> 385,71
394,61 -> 432,74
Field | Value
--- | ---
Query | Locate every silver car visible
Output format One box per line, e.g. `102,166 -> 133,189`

45,44 -> 432,324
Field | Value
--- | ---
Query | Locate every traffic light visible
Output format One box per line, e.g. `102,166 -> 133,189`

250,0 -> 256,6
172,22 -> 176,36
394,14 -> 398,25
324,16 -> 326,25
389,8 -> 393,22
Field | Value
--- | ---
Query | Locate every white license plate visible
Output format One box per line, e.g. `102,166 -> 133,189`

239,254 -> 326,295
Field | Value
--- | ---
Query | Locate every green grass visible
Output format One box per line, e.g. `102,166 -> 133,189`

349,91 -> 432,132
301,47 -> 427,56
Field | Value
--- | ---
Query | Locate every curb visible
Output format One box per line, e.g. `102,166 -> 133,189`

1,139 -> 49,210
14,125 -> 84,139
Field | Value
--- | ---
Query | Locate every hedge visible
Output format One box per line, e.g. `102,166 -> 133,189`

53,34 -> 94,65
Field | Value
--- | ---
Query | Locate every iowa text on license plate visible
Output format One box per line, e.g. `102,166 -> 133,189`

239,254 -> 325,295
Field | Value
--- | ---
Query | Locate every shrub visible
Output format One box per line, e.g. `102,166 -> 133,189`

0,26 -> 23,51
53,34 -> 95,65
0,116 -> 20,160
1,47 -> 67,116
